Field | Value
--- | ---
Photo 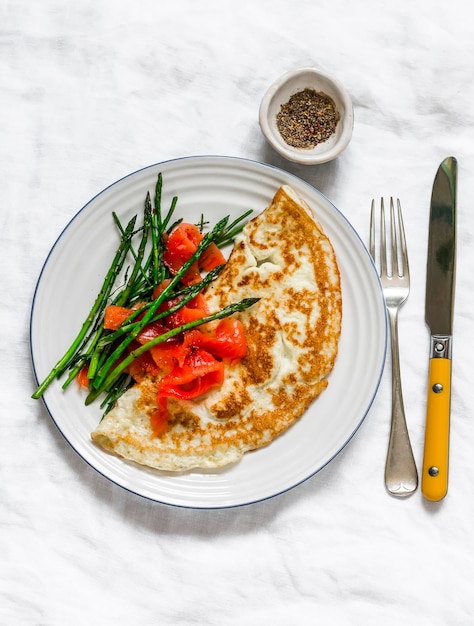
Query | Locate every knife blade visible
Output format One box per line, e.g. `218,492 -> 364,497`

422,156 -> 457,501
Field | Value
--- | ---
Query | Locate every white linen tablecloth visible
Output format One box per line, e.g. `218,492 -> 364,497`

2,1 -> 474,624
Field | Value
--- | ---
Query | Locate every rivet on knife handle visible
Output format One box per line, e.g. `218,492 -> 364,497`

422,339 -> 452,501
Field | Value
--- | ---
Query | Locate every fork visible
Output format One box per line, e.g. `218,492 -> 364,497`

370,198 -> 418,497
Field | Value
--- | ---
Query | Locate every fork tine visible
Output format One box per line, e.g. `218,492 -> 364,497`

397,198 -> 409,277
380,198 -> 387,277
390,197 -> 399,277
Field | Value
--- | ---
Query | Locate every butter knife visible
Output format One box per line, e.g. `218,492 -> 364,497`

422,156 -> 457,501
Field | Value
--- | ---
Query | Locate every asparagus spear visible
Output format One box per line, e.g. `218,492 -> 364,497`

215,209 -> 254,248
31,215 -> 137,399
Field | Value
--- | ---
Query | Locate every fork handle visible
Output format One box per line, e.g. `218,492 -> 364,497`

385,307 -> 418,496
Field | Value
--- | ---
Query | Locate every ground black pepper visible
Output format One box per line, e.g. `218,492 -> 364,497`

276,88 -> 340,149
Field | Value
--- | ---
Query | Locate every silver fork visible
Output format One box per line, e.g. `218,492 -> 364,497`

370,198 -> 418,497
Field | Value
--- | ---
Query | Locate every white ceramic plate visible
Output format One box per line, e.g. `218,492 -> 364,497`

30,156 -> 386,509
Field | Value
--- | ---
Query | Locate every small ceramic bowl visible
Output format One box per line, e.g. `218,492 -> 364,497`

259,67 -> 354,165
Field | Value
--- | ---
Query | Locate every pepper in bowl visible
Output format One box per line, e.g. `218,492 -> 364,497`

259,67 -> 353,165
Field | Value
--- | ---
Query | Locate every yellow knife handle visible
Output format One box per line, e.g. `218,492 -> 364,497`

422,357 -> 452,501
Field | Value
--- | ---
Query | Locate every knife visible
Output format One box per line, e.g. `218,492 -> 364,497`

422,156 -> 457,501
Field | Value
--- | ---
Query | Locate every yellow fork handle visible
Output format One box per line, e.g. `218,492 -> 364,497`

422,357 -> 451,501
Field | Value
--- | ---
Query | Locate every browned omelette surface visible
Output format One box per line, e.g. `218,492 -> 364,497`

91,185 -> 342,471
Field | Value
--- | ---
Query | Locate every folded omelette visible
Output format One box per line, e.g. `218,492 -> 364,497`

91,185 -> 342,471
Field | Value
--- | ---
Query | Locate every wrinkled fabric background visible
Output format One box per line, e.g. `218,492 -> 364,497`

2,1 -> 474,624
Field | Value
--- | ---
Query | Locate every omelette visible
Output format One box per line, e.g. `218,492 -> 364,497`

91,185 -> 342,471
